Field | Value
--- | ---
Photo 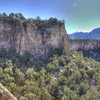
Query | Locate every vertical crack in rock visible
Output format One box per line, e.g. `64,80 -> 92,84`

0,18 -> 70,55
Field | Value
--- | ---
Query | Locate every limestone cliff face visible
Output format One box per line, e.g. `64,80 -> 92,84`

70,39 -> 100,51
0,18 -> 70,55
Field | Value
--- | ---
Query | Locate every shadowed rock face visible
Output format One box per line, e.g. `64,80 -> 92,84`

0,18 -> 70,55
0,83 -> 17,100
70,39 -> 100,61
70,39 -> 100,51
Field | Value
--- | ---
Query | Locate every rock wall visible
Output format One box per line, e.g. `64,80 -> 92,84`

0,18 -> 70,55
70,39 -> 100,61
70,39 -> 100,51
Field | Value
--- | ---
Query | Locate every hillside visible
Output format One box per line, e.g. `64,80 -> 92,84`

0,48 -> 100,100
0,13 -> 100,100
68,28 -> 100,39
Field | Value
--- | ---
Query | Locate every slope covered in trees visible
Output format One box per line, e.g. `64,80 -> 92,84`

0,48 -> 100,100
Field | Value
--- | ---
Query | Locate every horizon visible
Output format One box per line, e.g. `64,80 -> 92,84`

0,0 -> 100,34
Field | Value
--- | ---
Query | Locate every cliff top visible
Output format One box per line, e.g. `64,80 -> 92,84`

0,12 -> 65,29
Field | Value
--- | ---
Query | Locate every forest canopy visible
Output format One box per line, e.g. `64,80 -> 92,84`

0,48 -> 100,100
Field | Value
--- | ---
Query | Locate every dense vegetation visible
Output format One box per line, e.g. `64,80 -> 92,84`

0,48 -> 100,100
81,48 -> 100,62
0,12 -> 64,29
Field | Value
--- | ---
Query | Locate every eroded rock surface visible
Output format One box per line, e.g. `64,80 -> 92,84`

70,39 -> 100,51
70,39 -> 100,61
0,18 -> 70,55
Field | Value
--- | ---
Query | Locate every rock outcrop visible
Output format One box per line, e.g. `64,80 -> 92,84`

70,39 -> 100,51
70,39 -> 100,61
0,18 -> 70,55
0,83 -> 17,100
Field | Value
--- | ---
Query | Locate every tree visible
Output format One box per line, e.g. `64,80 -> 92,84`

59,55 -> 66,66
18,13 -> 25,19
36,16 -> 41,21
21,52 -> 31,66
2,12 -> 7,18
57,75 -> 67,85
80,69 -> 87,80
24,93 -> 35,100
0,67 -> 4,79
48,17 -> 58,25
9,13 -> 15,19
64,87 -> 78,100
63,65 -> 72,77
22,80 -> 41,98
26,68 -> 35,80
1,74 -> 15,86
14,68 -> 25,85
48,55 -> 60,72
4,67 -> 13,75
78,82 -> 88,96
41,87 -> 53,100
81,86 -> 100,100
87,69 -> 95,78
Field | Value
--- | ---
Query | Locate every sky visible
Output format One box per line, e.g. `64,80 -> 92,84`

0,0 -> 100,34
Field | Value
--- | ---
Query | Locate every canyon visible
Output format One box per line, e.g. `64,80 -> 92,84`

70,39 -> 100,51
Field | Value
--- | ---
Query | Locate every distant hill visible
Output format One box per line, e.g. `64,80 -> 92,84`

68,28 -> 100,39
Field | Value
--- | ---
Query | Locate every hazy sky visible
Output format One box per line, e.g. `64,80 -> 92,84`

0,0 -> 100,34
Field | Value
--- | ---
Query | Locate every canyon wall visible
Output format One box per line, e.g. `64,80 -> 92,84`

70,39 -> 100,51
0,18 -> 70,55
70,39 -> 100,61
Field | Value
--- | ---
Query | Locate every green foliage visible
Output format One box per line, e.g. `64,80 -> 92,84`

2,12 -> 7,18
57,75 -> 67,85
78,82 -> 89,96
0,48 -> 100,100
47,55 -> 60,73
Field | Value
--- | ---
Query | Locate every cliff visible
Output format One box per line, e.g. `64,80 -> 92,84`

70,39 -> 100,61
70,39 -> 100,51
0,16 -> 70,55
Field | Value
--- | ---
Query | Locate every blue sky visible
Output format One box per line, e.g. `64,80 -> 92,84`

0,0 -> 100,34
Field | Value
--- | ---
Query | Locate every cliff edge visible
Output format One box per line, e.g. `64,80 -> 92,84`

70,39 -> 100,51
0,14 -> 70,55
70,39 -> 100,61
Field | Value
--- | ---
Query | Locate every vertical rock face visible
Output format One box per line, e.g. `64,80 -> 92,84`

70,39 -> 100,61
0,18 -> 70,55
70,39 -> 100,51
